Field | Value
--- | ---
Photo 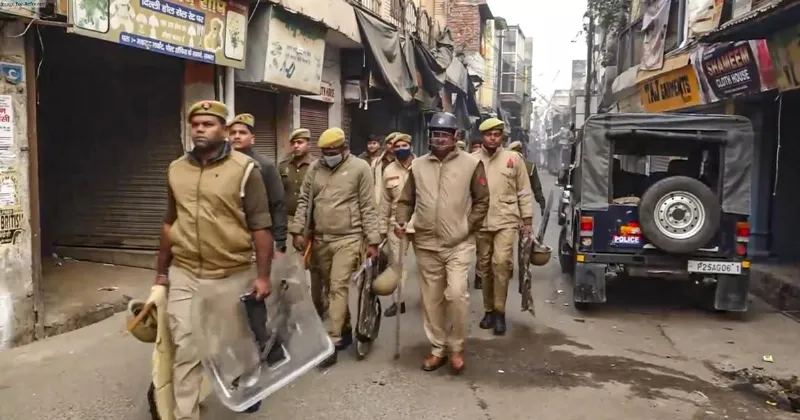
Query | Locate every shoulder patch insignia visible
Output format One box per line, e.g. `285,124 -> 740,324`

506,158 -> 515,168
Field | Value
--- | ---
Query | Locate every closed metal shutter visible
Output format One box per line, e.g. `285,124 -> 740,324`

235,86 -> 278,161
300,98 -> 330,157
40,37 -> 184,250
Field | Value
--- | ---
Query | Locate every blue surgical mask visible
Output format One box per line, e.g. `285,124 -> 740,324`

322,153 -> 343,167
395,148 -> 411,160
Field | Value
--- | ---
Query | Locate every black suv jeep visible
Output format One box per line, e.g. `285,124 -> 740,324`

557,113 -> 754,312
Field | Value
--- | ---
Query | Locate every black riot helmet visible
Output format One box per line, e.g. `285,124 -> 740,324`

428,112 -> 458,133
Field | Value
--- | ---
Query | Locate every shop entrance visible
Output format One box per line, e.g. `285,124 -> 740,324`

36,28 -> 184,258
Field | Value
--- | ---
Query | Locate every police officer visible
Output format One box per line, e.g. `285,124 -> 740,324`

279,128 -> 315,251
358,134 -> 382,166
372,132 -> 399,205
395,112 -> 490,374
156,100 -> 274,420
378,133 -> 415,318
472,118 -> 535,336
470,138 -> 482,154
508,140 -> 546,216
290,127 -> 382,368
229,113 -> 288,254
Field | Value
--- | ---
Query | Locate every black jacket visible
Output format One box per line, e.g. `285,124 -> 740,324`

240,148 -> 288,250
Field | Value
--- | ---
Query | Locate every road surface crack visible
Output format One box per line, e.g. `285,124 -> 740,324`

468,381 -> 492,420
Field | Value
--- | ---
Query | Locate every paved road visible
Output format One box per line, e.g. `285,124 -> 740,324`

2,172 -> 800,420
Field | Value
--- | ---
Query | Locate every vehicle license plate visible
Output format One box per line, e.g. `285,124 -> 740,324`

687,260 -> 742,275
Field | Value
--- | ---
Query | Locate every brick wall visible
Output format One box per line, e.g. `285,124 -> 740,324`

447,0 -> 480,53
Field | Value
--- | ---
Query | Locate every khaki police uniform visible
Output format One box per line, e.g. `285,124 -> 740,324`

377,135 -> 414,303
472,120 -> 535,317
395,150 -> 490,359
371,132 -> 400,206
279,128 -> 315,252
508,140 -> 546,212
290,128 -> 382,345
164,100 -> 272,420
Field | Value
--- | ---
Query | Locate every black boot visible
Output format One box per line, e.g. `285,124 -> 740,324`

479,312 -> 494,329
319,351 -> 338,369
384,302 -> 406,317
493,312 -> 507,336
244,401 -> 262,413
335,327 -> 353,351
474,276 -> 483,290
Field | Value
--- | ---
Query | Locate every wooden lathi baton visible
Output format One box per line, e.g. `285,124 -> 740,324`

303,240 -> 313,270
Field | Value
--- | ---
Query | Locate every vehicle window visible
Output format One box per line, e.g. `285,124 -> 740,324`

611,137 -> 721,201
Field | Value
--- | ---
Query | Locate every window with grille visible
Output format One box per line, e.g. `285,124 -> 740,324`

390,0 -> 403,27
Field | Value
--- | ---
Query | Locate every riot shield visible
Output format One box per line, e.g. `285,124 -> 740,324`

190,255 -> 334,412
352,239 -> 388,360
518,189 -> 556,315
518,234 -> 535,316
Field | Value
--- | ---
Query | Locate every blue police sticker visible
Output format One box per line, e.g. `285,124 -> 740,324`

612,235 -> 642,247
0,63 -> 24,85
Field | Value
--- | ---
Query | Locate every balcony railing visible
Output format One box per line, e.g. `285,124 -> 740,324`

355,0 -> 382,15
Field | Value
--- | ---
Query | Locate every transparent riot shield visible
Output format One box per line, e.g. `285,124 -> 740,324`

190,255 -> 335,412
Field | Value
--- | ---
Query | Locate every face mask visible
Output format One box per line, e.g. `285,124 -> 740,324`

323,153 -> 343,167
395,148 -> 411,160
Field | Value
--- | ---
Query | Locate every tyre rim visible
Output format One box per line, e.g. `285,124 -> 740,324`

653,191 -> 706,240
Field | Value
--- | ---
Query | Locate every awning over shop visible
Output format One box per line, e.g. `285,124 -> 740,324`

700,0 -> 800,43
267,0 -> 361,44
611,65 -> 640,102
413,31 -> 455,96
635,51 -> 692,84
354,8 -> 418,103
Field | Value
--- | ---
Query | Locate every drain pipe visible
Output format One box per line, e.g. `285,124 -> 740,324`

224,66 -> 235,119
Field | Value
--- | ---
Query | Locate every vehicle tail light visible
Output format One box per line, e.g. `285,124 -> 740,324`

580,216 -> 594,234
579,216 -> 594,248
736,221 -> 750,256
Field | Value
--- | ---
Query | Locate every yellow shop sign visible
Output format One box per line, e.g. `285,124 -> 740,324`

639,66 -> 703,112
68,0 -> 248,69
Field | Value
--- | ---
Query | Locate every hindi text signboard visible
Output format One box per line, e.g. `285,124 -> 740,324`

68,0 -> 248,68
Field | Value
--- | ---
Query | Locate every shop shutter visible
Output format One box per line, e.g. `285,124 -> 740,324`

41,38 -> 184,250
300,98 -> 330,157
235,86 -> 278,161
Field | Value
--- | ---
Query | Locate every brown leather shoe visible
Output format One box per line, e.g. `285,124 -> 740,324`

450,351 -> 466,374
421,354 -> 448,372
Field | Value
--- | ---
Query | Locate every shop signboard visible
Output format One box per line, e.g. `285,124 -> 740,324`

693,40 -> 775,102
237,5 -> 326,95
768,24 -> 800,92
0,3 -> 38,18
639,65 -> 704,112
302,81 -> 335,103
68,0 -> 248,69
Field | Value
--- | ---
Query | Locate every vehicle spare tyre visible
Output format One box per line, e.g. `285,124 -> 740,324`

638,176 -> 720,254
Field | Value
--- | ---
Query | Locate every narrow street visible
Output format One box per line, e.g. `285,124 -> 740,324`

0,173 -> 799,420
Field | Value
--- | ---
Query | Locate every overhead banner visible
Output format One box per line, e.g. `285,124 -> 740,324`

639,65 -> 704,112
693,40 -> 776,102
68,0 -> 248,69
768,24 -> 800,92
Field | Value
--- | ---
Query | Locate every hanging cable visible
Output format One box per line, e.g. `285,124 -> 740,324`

773,94 -> 782,196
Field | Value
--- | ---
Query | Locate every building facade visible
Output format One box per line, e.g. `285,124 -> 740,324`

0,0 -> 454,349
499,25 -> 532,143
